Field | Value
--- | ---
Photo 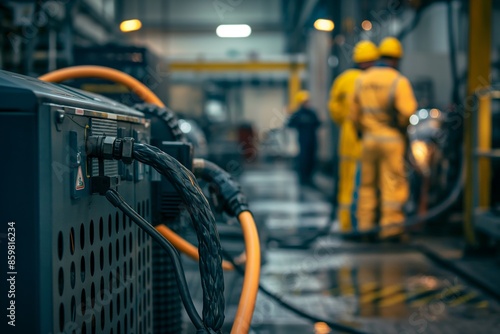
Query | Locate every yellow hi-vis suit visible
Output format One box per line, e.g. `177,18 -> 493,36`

328,68 -> 363,232
351,66 -> 417,238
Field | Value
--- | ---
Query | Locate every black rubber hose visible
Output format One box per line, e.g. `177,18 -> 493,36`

133,143 -> 225,332
193,159 -> 223,180
105,189 -> 205,331
193,158 -> 249,216
221,249 -> 368,334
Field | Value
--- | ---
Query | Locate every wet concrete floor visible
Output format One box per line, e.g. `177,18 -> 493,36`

184,166 -> 500,333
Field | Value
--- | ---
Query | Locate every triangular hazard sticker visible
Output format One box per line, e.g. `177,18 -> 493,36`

75,166 -> 85,190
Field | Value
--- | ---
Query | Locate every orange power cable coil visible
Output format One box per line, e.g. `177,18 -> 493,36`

39,65 -> 165,107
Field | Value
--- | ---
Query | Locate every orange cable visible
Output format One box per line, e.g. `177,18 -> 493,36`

231,211 -> 261,334
156,224 -> 234,271
39,65 -> 165,107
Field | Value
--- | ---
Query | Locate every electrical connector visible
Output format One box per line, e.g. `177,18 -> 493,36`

210,173 -> 249,217
86,135 -> 136,194
193,159 -> 249,217
86,135 -> 135,163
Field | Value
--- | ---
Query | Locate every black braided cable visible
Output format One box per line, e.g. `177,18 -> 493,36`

133,143 -> 225,332
133,103 -> 187,142
105,189 -> 205,330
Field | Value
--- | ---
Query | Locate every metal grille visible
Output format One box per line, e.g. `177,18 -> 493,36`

51,115 -> 153,334
152,243 -> 182,333
53,207 -> 152,334
135,199 -> 153,334
90,118 -> 119,177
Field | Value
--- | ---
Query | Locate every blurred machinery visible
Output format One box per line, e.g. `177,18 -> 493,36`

406,108 -> 460,222
71,44 -> 169,106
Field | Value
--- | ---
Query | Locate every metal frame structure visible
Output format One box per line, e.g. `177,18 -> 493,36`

463,0 -> 492,246
473,87 -> 500,239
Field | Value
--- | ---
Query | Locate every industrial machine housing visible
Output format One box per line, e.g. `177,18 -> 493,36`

0,71 -> 155,334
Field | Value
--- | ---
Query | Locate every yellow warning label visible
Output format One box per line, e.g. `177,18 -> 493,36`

76,166 -> 85,190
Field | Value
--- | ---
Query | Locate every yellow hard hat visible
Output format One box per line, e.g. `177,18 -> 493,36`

352,40 -> 379,63
379,37 -> 403,58
295,90 -> 310,105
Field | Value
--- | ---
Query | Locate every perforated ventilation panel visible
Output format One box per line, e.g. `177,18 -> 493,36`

53,203 -> 153,334
50,111 -> 153,334
152,244 -> 182,333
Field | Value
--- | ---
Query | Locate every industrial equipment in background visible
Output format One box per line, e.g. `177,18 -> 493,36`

471,87 -> 500,243
70,44 -> 170,106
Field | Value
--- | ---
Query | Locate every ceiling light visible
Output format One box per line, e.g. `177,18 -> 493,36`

120,19 -> 142,32
216,24 -> 252,38
314,19 -> 334,32
418,109 -> 429,119
361,20 -> 372,31
430,108 -> 441,118
179,120 -> 192,134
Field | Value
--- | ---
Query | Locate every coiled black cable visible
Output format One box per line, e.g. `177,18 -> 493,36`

105,189 -> 205,330
133,143 -> 225,332
133,103 -> 187,142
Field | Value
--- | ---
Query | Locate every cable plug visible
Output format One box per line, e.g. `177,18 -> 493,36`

86,135 -> 136,194
86,135 -> 135,163
210,172 -> 249,217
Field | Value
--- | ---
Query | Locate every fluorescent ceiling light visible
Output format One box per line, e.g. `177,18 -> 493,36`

120,19 -> 142,32
314,19 -> 334,32
216,24 -> 252,38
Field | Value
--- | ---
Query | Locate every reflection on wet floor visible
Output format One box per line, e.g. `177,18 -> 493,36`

241,167 -> 500,333
185,166 -> 500,333
258,249 -> 494,319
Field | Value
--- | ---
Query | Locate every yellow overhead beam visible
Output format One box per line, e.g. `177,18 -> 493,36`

168,61 -> 306,72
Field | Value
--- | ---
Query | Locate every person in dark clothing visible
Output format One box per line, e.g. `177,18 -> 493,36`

287,90 -> 321,185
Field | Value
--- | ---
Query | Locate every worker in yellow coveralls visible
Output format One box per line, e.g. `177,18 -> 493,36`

328,40 -> 379,234
351,37 -> 417,241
